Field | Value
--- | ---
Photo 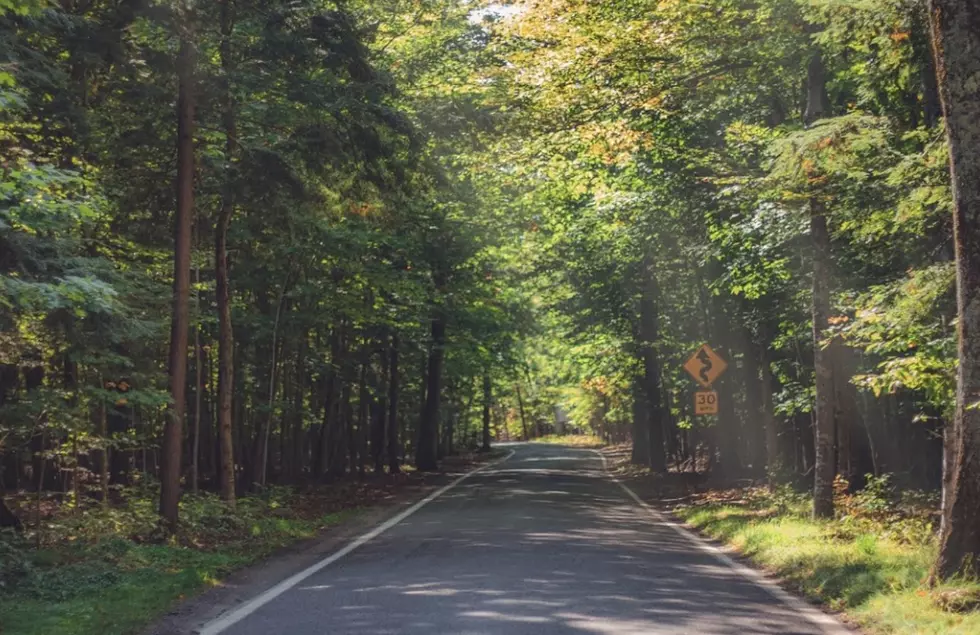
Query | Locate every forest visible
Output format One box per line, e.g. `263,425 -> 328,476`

2,0 -> 980,633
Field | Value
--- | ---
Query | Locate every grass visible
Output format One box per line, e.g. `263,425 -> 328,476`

532,433 -> 605,447
0,477 -> 422,635
673,487 -> 980,634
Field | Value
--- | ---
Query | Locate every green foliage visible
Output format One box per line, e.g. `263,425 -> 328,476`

0,487 -> 355,635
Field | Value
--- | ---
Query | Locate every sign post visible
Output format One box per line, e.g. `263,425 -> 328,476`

683,344 -> 728,415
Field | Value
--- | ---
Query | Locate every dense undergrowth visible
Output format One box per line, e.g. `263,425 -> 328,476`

673,479 -> 980,634
0,478 -> 421,635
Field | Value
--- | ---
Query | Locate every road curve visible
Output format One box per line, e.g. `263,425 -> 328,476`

216,444 -> 841,634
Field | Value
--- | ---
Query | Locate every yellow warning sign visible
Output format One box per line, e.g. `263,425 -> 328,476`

695,391 -> 719,415
683,344 -> 728,388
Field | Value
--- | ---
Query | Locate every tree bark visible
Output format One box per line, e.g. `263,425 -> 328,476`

387,333 -> 400,473
482,371 -> 492,452
373,340 -> 387,474
926,0 -> 980,581
258,284 -> 288,487
639,256 -> 666,472
759,344 -> 781,487
159,29 -> 196,531
416,315 -> 444,471
630,375 -> 650,465
811,207 -> 835,519
215,0 -> 237,507
805,48 -> 836,520
191,266 -> 202,494
516,384 -> 529,440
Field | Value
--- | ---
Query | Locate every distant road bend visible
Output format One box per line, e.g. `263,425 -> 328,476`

201,444 -> 849,635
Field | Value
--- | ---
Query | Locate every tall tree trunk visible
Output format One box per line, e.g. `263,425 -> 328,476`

373,340 -> 387,474
416,315 -> 444,471
160,29 -> 196,530
191,266 -> 202,493
258,284 -> 288,487
516,384 -> 529,440
811,205 -> 835,519
316,329 -> 341,477
291,336 -> 307,482
806,48 -> 836,520
481,371 -> 492,452
639,256 -> 666,472
926,0 -> 980,581
215,0 -> 237,506
759,343 -> 781,487
630,375 -> 650,465
356,351 -> 369,477
387,333 -> 400,473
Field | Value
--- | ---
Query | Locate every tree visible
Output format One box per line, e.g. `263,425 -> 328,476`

159,12 -> 196,530
926,0 -> 980,581
215,0 -> 237,507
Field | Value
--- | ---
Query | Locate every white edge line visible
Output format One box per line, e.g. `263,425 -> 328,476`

198,450 -> 516,635
593,450 -> 853,635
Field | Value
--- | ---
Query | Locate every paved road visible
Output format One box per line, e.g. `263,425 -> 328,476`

219,444 -> 839,634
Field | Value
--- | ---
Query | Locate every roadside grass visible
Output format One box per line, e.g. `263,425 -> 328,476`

0,476 -> 422,635
673,485 -> 980,634
532,434 -> 605,447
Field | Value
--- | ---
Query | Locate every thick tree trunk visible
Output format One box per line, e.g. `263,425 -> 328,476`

387,333 -> 400,473
160,31 -> 196,530
215,0 -> 237,507
482,372 -> 492,452
926,0 -> 980,581
416,315 -> 444,471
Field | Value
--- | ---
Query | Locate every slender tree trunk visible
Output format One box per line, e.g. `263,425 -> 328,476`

416,315 -> 444,471
516,384 -> 529,440
805,48 -> 836,520
259,284 -> 288,486
356,352 -> 369,478
289,335 -> 306,483
811,206 -> 835,519
926,0 -> 980,581
215,0 -> 236,507
639,256 -> 666,472
99,379 -> 109,506
482,371 -> 492,452
160,30 -> 196,530
192,266 -> 202,494
387,333 -> 400,473
373,338 -> 388,474
759,344 -> 781,487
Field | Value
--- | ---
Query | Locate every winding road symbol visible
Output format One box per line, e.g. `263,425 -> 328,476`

696,348 -> 713,384
684,344 -> 728,388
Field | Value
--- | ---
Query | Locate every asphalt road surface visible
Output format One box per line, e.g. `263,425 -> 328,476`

211,444 -> 844,635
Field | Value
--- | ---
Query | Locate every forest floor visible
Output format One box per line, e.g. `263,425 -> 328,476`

532,433 -> 606,447
602,446 -> 980,635
0,453 -> 498,635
